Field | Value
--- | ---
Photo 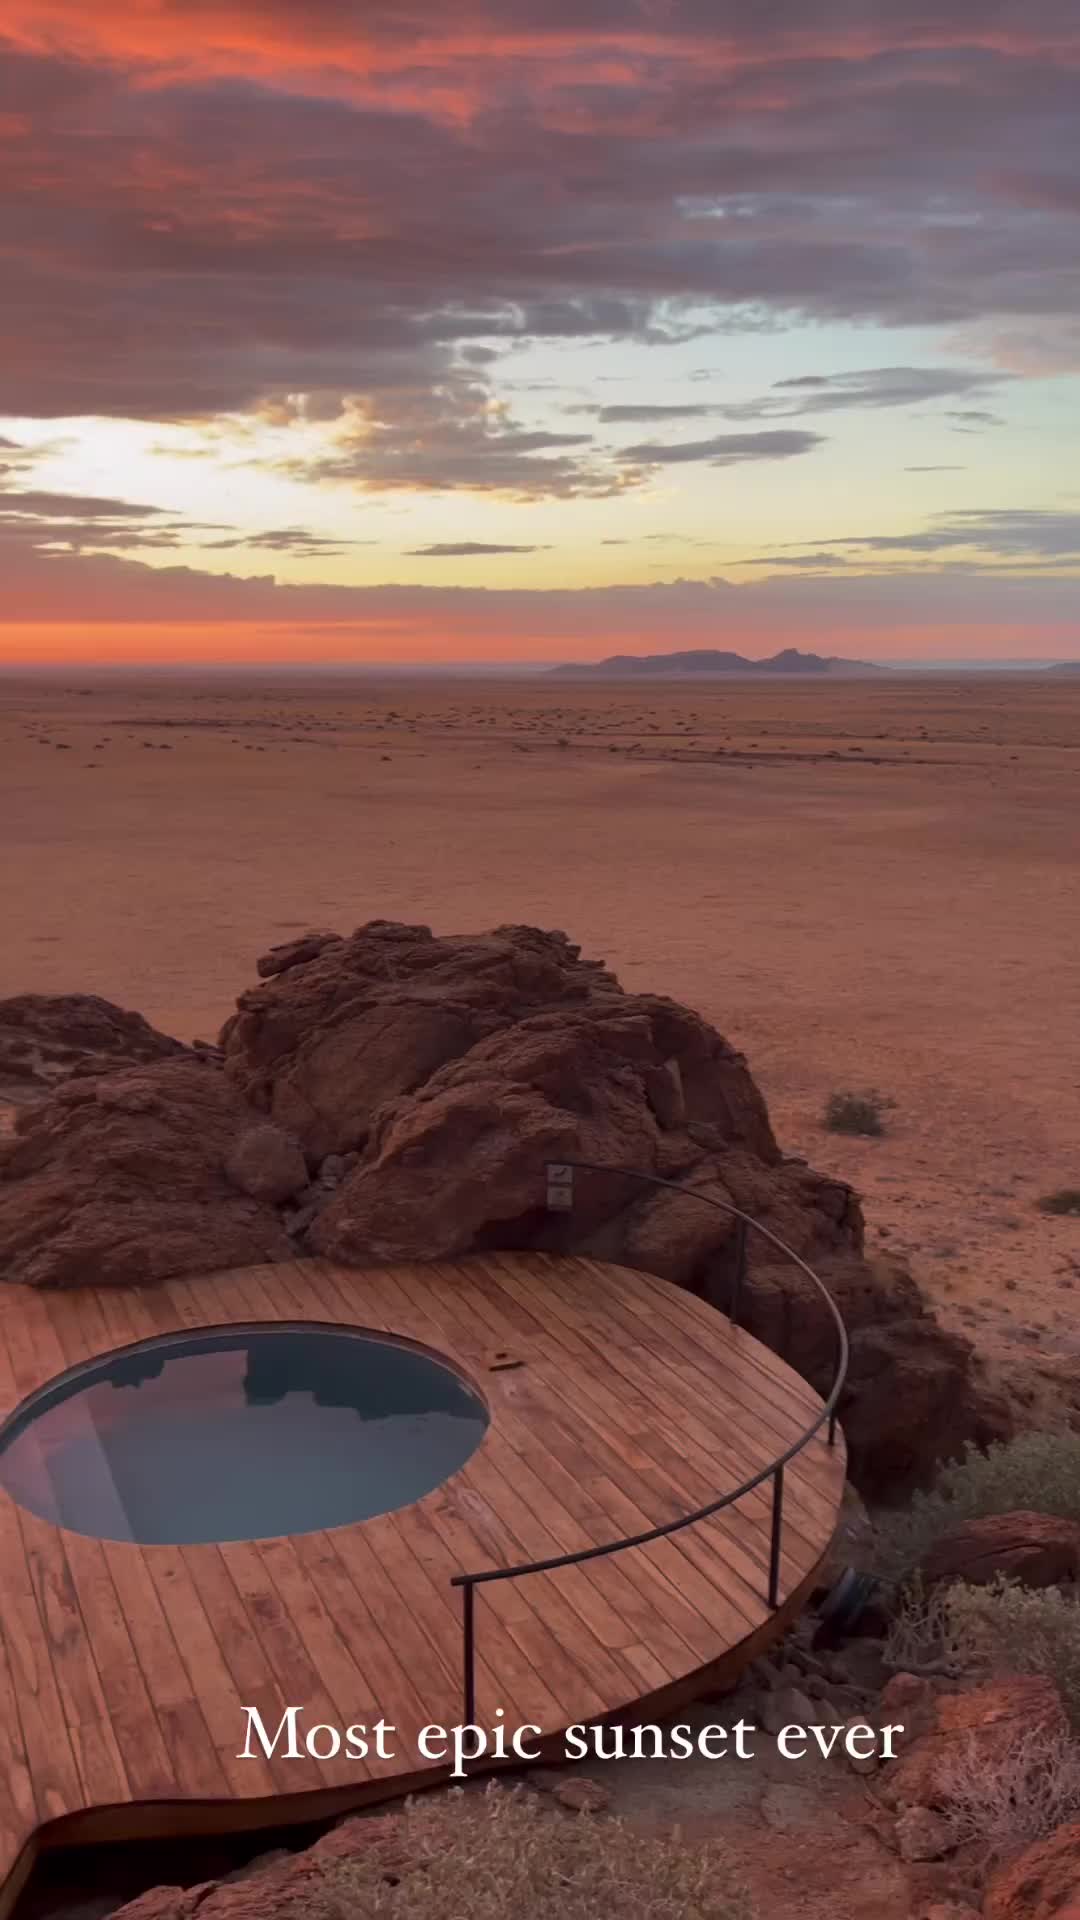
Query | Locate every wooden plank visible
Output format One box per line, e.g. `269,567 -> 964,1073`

52,1532 -> 175,1800
0,1497 -> 85,1823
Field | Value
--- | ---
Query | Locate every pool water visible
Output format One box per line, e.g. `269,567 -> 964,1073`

0,1325 -> 488,1545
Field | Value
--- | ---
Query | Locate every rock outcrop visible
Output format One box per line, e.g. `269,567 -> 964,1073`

0,1059 -> 295,1288
0,991 -> 187,1104
217,918 -> 1009,1495
983,1817 -> 1080,1920
919,1511 -> 1080,1592
0,925 -> 1008,1490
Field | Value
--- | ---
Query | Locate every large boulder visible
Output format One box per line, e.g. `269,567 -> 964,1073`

223,921 -> 777,1166
218,919 -> 1009,1496
920,1511 -> 1080,1593
983,1819 -> 1080,1920
0,992 -> 187,1105
0,1059 -> 293,1288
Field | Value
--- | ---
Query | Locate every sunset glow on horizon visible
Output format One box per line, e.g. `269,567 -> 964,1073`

2,2 -> 1078,665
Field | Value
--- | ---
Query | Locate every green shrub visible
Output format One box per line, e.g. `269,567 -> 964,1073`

314,1784 -> 750,1920
1037,1189 -> 1080,1217
875,1431 -> 1080,1581
823,1089 -> 890,1136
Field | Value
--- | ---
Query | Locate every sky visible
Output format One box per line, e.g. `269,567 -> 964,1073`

1,1 -> 1079,666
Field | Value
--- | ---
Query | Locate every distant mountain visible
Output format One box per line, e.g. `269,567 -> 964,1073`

548,646 -> 884,678
1044,661 -> 1080,674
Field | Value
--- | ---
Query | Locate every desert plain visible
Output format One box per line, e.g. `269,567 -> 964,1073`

2,667 -> 1078,1413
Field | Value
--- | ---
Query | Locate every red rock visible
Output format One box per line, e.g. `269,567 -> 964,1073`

218,919 -> 1010,1495
552,1776 -> 611,1813
0,1060 -> 294,1288
983,1818 -> 1080,1919
0,922 -> 1006,1495
919,1512 -> 1080,1591
0,992 -> 186,1104
895,1805 -> 955,1862
224,1123 -> 309,1203
254,930 -> 344,979
879,1677 -> 1066,1812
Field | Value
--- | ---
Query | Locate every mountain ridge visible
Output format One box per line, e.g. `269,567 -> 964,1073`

548,646 -> 884,678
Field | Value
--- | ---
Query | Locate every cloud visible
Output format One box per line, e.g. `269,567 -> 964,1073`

406,541 -> 551,555
288,377 -> 631,499
718,366 -> 1008,423
945,408 -> 1005,429
620,428 -> 823,465
0,11 -> 1077,444
775,367 -> 1006,412
739,552 -> 852,569
0,482 -> 201,551
197,525 -> 363,557
595,403 -> 716,422
0,486 -> 168,521
0,483 -> 355,560
766,508 -> 1080,561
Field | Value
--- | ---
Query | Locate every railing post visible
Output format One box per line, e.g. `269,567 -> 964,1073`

767,1464 -> 784,1608
462,1579 -> 476,1725
730,1217 -> 748,1328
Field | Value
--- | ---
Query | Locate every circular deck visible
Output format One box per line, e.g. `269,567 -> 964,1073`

0,1252 -> 846,1907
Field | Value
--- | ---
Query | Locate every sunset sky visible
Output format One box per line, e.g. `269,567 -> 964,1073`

2,1 -> 1078,665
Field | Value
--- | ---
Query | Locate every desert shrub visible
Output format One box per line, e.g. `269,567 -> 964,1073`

1037,1188 -> 1080,1216
313,1784 -> 750,1920
946,1577 -> 1080,1730
875,1430 -> 1080,1580
884,1576 -> 1080,1729
938,1721 -> 1080,1868
882,1575 -> 975,1678
823,1089 -> 890,1136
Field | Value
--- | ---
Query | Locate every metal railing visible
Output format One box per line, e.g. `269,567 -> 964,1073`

449,1159 -> 850,1723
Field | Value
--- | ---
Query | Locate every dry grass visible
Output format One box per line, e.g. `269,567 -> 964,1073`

310,1785 -> 750,1920
882,1576 -> 974,1678
938,1722 -> 1080,1867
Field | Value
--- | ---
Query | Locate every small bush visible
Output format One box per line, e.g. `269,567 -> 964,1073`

882,1575 -> 974,1678
875,1431 -> 1080,1581
1037,1189 -> 1080,1217
947,1577 -> 1080,1730
315,1784 -> 750,1920
823,1089 -> 890,1136
884,1576 -> 1080,1729
938,1721 -> 1080,1868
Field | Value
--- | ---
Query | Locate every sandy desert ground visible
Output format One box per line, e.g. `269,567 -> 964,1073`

2,667 -> 1078,1409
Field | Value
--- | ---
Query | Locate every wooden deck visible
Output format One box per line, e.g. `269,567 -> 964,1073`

0,1253 -> 845,1907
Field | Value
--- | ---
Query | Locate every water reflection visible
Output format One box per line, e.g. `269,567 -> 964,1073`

0,1327 -> 488,1546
